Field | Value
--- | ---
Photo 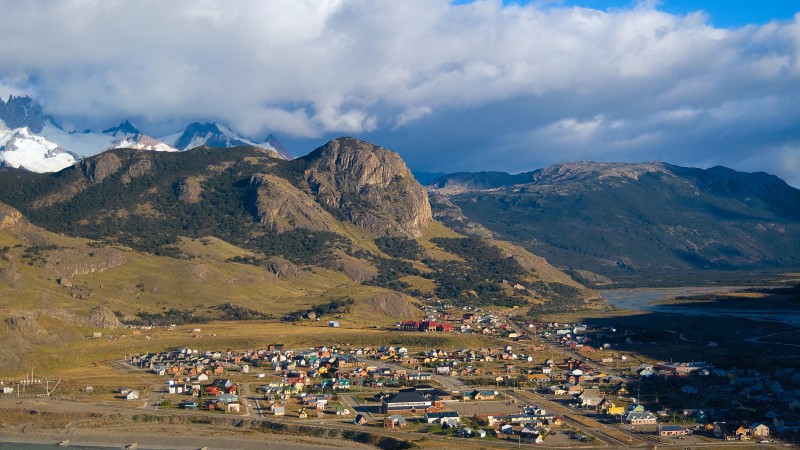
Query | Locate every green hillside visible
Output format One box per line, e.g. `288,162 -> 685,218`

430,162 -> 800,286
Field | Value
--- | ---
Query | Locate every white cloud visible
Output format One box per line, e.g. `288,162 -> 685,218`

0,0 -> 798,184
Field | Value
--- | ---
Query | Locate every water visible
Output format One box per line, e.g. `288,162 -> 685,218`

600,286 -> 800,327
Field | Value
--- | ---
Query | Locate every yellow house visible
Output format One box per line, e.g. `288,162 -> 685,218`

608,406 -> 625,416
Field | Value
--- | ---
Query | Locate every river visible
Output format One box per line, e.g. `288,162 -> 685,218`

599,286 -> 800,327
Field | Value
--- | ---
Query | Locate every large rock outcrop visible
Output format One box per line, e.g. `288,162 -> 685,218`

303,138 -> 432,237
249,173 -> 338,233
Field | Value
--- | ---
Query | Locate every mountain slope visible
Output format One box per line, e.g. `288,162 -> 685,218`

430,162 -> 800,285
0,138 -> 589,314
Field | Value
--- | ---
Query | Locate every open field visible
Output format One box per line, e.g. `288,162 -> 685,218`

0,320 -> 505,378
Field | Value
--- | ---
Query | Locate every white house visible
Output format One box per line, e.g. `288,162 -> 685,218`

749,423 -> 770,437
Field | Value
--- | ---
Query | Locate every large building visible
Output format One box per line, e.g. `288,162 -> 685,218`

381,391 -> 434,414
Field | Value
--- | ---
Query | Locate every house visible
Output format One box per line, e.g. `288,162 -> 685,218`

125,390 -> 140,401
272,406 -> 285,416
579,388 -> 603,408
227,403 -> 240,413
2,387 -> 13,394
401,321 -> 419,331
354,413 -> 368,425
625,410 -> 657,425
384,415 -> 407,429
749,423 -> 769,437
381,391 -> 434,414
467,389 -> 496,401
660,425 -> 688,437
735,426 -> 751,440
407,371 -> 432,382
424,411 -> 461,427
218,393 -> 238,404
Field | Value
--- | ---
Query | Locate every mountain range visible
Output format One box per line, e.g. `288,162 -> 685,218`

428,162 -> 800,286
0,138 -> 599,371
2,94 -> 799,291
0,96 -> 291,172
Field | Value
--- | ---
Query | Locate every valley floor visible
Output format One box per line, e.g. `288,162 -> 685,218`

0,397 -> 371,450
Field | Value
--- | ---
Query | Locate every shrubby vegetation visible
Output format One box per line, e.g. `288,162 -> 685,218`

282,298 -> 355,322
363,257 -> 420,291
126,308 -> 209,326
374,236 -> 423,259
215,303 -> 273,321
424,237 -> 528,307
524,282 -> 586,316
0,149 -> 350,265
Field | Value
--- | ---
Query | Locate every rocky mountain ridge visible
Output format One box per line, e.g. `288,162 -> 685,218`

429,162 -> 800,285
0,137 -> 593,360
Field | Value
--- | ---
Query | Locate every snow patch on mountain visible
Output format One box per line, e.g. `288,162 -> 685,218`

40,122 -> 116,157
108,134 -> 178,152
162,122 -> 287,159
0,125 -> 76,172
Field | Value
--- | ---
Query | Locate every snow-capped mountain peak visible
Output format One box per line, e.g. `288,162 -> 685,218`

263,133 -> 292,159
160,122 -> 288,159
108,134 -> 178,152
163,122 -> 249,150
0,126 -> 77,172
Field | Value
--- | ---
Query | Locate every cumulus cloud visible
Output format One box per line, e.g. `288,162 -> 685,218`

0,0 -> 798,184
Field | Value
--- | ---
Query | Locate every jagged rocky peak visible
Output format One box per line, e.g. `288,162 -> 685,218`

263,133 -> 292,159
0,95 -> 49,133
304,137 -> 432,237
102,120 -> 140,137
308,137 -> 418,191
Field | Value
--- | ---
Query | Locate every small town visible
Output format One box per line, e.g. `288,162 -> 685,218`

43,308 -> 789,448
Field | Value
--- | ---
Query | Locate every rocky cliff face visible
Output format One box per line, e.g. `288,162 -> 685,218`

0,202 -> 27,230
0,96 -> 48,133
81,152 -> 123,183
249,173 -> 338,233
304,138 -> 432,237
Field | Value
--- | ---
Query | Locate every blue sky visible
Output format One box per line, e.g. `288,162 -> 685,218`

1,0 -> 799,186
492,0 -> 799,27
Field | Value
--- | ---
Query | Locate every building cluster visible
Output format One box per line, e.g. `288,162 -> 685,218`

398,310 -> 516,336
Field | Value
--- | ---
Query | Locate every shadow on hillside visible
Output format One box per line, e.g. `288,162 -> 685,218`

571,310 -> 800,371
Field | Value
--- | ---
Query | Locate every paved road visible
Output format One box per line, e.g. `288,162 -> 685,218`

508,389 -> 647,448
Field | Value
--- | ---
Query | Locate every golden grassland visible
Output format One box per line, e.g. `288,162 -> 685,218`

0,317 -> 510,378
0,213 -> 586,384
